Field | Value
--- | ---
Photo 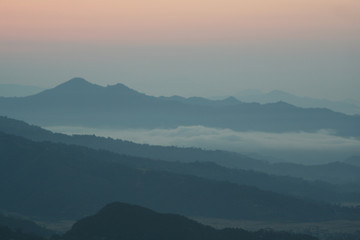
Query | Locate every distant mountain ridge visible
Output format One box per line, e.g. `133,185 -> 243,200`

24,78 -> 152,108
233,89 -> 360,115
1,78 -> 359,137
36,78 -> 143,99
159,95 -> 241,106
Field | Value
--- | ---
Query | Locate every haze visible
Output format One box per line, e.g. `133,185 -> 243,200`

1,0 -> 359,101
45,125 -> 360,164
2,2 -> 360,237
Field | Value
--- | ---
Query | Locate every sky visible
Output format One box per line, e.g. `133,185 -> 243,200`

1,0 -> 359,100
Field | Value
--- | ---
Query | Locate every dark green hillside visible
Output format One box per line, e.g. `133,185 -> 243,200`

1,116 -> 359,203
0,115 -> 265,169
0,226 -> 44,240
260,161 -> 360,184
0,213 -> 52,237
63,202 -> 318,240
0,117 -> 360,203
0,131 -> 359,222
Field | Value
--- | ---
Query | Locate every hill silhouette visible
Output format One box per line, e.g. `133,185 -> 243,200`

1,115 -> 360,203
0,213 -> 52,237
1,115 -> 360,199
1,131 -> 359,222
0,226 -> 44,240
63,202 -> 318,240
233,89 -> 360,115
0,78 -> 359,137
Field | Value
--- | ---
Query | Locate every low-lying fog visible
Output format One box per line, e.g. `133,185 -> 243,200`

46,125 -> 360,165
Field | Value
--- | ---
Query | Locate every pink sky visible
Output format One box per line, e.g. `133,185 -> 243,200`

1,0 -> 359,44
1,0 -> 359,101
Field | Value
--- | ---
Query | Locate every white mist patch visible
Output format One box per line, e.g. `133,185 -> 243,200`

45,125 -> 360,164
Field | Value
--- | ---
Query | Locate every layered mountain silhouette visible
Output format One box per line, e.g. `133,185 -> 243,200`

1,78 -> 359,137
1,131 -> 360,221
233,89 -> 360,115
1,115 -> 360,202
62,202 -> 318,240
0,213 -> 52,237
0,116 -> 360,188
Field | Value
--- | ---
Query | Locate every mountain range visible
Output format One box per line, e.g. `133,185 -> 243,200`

231,89 -> 360,115
2,130 -> 360,222
1,78 -> 359,137
1,115 -> 360,202
1,78 -> 360,239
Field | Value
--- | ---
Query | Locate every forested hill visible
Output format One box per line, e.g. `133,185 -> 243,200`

1,131 -> 359,222
63,202 -> 318,240
1,115 -> 360,202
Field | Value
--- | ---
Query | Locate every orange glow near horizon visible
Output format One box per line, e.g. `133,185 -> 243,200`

1,0 -> 359,44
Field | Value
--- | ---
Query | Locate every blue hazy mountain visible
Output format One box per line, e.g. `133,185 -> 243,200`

2,115 -> 360,203
344,156 -> 360,167
2,131 -> 360,222
159,95 -> 241,106
1,78 -> 359,137
0,84 -> 44,97
3,115 -> 360,182
233,89 -> 360,115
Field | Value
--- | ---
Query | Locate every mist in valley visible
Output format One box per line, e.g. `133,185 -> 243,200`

2,0 -> 360,239
46,125 -> 360,165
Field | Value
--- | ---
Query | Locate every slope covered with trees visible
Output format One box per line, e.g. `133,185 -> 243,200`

1,116 -> 359,203
1,131 -> 359,222
63,202 -> 318,240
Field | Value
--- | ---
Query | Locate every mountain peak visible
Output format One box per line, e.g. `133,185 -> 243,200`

51,77 -> 102,92
60,77 -> 93,87
31,77 -> 102,98
106,82 -> 147,97
107,82 -> 133,91
222,96 -> 240,103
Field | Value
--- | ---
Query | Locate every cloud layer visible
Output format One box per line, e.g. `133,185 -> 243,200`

47,125 -> 360,164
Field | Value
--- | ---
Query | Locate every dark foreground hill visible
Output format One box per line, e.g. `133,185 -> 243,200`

1,77 -> 359,137
63,202 -> 317,240
1,131 -> 359,222
1,115 -> 360,203
0,226 -> 44,240
0,213 -> 52,237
